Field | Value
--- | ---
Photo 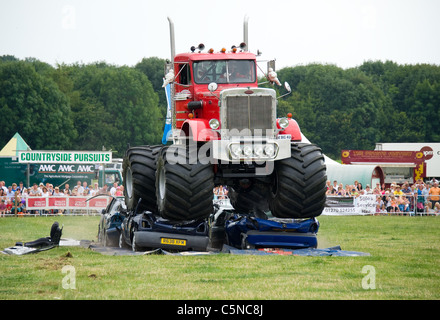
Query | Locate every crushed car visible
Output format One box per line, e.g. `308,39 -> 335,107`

97,196 -> 126,247
119,209 -> 209,252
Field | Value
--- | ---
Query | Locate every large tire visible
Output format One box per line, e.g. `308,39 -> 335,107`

270,143 -> 327,218
123,145 -> 162,213
156,145 -> 214,221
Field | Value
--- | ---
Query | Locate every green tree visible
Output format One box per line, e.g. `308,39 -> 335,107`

53,63 -> 163,157
135,57 -> 168,117
0,60 -> 76,150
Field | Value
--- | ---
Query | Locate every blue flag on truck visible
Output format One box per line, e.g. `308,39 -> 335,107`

162,81 -> 172,145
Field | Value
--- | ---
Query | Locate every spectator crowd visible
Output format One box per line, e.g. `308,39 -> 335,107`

0,180 -> 123,216
1,178 -> 439,216
326,178 -> 440,216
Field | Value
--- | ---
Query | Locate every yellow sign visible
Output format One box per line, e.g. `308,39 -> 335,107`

160,238 -> 186,246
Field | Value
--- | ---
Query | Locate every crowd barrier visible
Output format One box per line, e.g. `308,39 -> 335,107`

324,194 -> 439,216
0,195 -> 110,216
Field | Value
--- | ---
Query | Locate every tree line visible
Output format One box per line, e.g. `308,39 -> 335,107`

1,55 -> 439,159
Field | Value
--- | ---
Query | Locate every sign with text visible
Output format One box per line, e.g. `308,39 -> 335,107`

18,151 -> 112,164
323,195 -> 376,215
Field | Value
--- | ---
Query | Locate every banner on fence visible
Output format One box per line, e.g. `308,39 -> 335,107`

26,196 -> 110,211
323,195 -> 376,216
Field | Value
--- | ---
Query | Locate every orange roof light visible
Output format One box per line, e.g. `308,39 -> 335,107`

208,48 -> 214,53
220,47 -> 226,53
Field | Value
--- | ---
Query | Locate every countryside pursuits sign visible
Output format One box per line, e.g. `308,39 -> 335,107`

18,151 -> 112,164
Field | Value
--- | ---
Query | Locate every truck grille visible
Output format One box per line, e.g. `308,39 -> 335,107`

225,95 -> 273,136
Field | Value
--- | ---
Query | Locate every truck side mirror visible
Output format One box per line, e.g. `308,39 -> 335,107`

267,60 -> 276,74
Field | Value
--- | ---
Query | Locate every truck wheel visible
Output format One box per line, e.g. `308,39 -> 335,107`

156,145 -> 214,221
270,143 -> 327,219
123,145 -> 162,213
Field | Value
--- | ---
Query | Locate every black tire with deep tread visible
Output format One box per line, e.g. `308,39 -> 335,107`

270,143 -> 327,218
156,145 -> 214,221
123,145 -> 162,213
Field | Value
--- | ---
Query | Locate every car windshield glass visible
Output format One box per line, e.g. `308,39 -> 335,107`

193,60 -> 255,84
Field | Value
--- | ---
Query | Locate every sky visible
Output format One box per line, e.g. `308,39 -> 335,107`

1,0 -> 439,70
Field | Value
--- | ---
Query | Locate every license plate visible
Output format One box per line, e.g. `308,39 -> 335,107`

277,134 -> 291,140
160,238 -> 186,246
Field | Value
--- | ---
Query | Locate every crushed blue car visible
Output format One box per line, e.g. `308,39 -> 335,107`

208,200 -> 320,250
225,214 -> 319,250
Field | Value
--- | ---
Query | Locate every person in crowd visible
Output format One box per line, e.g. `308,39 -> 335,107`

6,186 -> 15,201
115,186 -> 123,196
0,198 -> 6,217
89,183 -> 100,197
364,185 -> 373,195
428,182 -> 440,209
29,183 -> 42,197
350,188 -> 359,197
18,181 -> 26,194
375,195 -> 385,215
82,187 -> 90,196
20,188 -> 28,214
110,182 -> 118,196
98,184 -> 109,195
336,186 -> 346,196
5,198 -> 13,215
393,185 -> 404,197
326,185 -> 337,196
397,195 -> 410,214
1,181 -> 8,193
71,186 -> 79,196
82,181 -> 89,194
63,184 -> 72,196
41,187 -> 50,197
325,180 -> 331,190
52,187 -> 65,215
434,202 -> 440,216
76,181 -> 84,194
389,195 -> 400,213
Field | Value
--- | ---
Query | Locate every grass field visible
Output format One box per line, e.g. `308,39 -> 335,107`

0,215 -> 439,300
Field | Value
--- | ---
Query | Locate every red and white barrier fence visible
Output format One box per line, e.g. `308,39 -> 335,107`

25,196 -> 109,211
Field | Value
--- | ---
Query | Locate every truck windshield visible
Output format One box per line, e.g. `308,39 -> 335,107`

193,60 -> 255,84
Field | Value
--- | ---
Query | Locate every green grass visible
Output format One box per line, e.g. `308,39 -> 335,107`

0,215 -> 439,300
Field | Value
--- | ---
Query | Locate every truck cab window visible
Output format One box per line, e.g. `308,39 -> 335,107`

179,63 -> 191,85
194,60 -> 255,84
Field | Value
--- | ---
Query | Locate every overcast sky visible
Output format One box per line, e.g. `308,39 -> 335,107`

1,0 -> 439,70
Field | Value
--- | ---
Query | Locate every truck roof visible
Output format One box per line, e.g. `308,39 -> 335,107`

174,51 -> 256,63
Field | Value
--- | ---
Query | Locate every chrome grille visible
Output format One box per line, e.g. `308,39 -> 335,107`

225,95 -> 273,136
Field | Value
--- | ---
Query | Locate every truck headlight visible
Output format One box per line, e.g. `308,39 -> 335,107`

230,144 -> 242,158
209,119 -> 220,130
279,117 -> 290,129
243,145 -> 253,157
264,145 -> 275,157
254,145 -> 264,157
